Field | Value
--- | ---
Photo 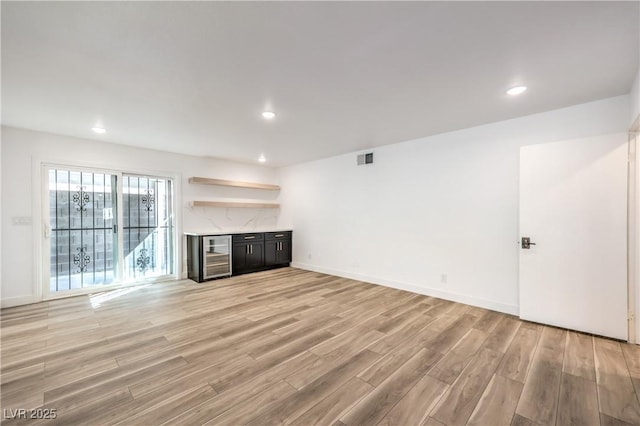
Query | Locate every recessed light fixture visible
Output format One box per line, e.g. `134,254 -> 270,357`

92,126 -> 107,134
261,111 -> 276,119
506,86 -> 527,96
258,154 -> 266,163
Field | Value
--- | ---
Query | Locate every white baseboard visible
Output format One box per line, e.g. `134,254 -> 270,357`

291,262 -> 519,316
1,295 -> 41,308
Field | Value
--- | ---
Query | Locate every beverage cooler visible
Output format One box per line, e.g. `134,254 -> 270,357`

186,234 -> 232,282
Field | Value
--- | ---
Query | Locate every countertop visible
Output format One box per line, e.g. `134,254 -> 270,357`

184,229 -> 293,237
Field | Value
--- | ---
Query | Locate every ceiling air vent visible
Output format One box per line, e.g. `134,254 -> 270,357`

357,152 -> 374,166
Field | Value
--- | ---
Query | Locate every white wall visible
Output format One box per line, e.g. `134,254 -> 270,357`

277,95 -> 630,315
1,126 -> 279,306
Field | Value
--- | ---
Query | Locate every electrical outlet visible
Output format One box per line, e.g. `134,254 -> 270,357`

440,274 -> 448,284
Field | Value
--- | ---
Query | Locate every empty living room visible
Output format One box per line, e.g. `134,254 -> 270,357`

1,1 -> 640,425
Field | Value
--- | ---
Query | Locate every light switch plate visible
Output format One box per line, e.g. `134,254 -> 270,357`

12,216 -> 33,225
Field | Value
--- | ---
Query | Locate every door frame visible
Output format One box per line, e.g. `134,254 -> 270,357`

631,115 -> 640,344
33,158 -> 182,302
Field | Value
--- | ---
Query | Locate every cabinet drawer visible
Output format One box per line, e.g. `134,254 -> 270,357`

265,231 -> 292,240
232,233 -> 263,243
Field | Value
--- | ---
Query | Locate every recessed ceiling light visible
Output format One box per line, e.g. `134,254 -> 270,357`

258,154 -> 266,163
261,111 -> 276,119
506,86 -> 527,96
92,127 -> 106,134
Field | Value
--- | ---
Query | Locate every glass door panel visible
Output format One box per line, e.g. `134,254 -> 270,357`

48,169 -> 117,292
122,175 -> 174,281
203,236 -> 231,279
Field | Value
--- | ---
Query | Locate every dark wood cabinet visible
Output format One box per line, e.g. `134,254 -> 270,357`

232,242 -> 264,275
265,232 -> 292,267
232,231 -> 292,276
187,231 -> 292,280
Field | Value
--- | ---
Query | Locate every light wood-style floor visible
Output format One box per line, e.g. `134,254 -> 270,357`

1,267 -> 640,425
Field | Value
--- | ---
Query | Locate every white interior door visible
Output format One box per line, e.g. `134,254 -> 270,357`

519,134 -> 628,340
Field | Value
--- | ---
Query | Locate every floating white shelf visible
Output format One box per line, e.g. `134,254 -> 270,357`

188,177 -> 280,191
190,201 -> 280,209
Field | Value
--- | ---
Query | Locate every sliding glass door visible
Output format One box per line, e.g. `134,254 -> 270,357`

122,174 -> 174,281
46,166 -> 175,296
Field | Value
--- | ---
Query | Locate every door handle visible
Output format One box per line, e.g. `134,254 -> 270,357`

521,237 -> 537,249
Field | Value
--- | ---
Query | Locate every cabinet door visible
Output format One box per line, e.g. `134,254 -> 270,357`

232,243 -> 248,274
277,239 -> 292,264
246,242 -> 264,269
264,240 -> 278,266
265,239 -> 291,266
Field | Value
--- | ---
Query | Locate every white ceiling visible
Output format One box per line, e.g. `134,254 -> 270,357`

2,1 -> 638,167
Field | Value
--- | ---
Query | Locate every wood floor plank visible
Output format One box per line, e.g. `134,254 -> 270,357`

210,330 -> 335,393
162,351 -> 319,425
510,413 -> 537,426
495,324 -> 540,383
621,343 -> 640,398
357,349 -> 419,388
556,372 -> 600,426
450,328 -> 488,358
245,349 -> 381,426
514,326 -> 566,425
473,310 -> 503,333
600,412 -> 638,426
309,326 -> 384,357
340,348 -> 443,425
563,331 -> 596,381
0,363 -> 44,386
422,417 -> 446,426
39,388 -> 133,426
202,380 -> 297,425
594,337 -> 640,425
128,354 -> 253,398
427,313 -> 479,355
286,327 -> 390,390
482,316 -> 520,353
117,385 -> 216,426
467,374 -> 523,426
431,347 -> 503,426
377,374 -> 448,426
427,351 -> 470,385
289,377 -> 374,425
43,356 -> 188,404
